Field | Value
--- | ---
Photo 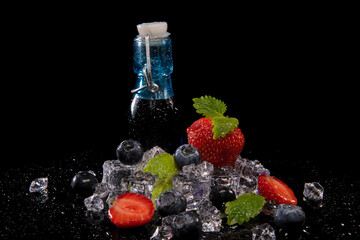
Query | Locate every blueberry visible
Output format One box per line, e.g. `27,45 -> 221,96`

209,186 -> 236,210
116,139 -> 144,165
274,204 -> 306,229
171,211 -> 202,240
156,190 -> 187,217
173,144 -> 201,170
71,171 -> 98,196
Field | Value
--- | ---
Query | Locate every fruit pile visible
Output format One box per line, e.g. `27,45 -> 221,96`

72,96 -> 306,239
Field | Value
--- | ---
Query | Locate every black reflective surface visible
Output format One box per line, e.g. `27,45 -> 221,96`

2,4 -> 357,240
1,147 -> 359,240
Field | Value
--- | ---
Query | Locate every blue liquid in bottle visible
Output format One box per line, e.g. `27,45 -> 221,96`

128,23 -> 182,153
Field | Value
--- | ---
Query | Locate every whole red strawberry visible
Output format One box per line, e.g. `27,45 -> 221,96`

187,118 -> 244,167
186,96 -> 245,168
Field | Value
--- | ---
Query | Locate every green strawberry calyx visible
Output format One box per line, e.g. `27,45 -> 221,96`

193,96 -> 239,139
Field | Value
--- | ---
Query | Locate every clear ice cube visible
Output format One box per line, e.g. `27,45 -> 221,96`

151,215 -> 175,240
235,156 -> 270,177
172,161 -> 214,211
182,161 -> 213,180
128,171 -> 158,199
303,182 -> 324,201
251,223 -> 276,240
84,194 -> 104,212
212,166 -> 241,196
137,146 -> 166,171
150,226 -> 173,240
102,160 -> 135,182
29,177 -> 48,193
196,200 -> 222,232
29,189 -> 49,203
234,156 -> 270,196
93,182 -> 109,199
102,160 -> 136,193
106,191 -> 119,207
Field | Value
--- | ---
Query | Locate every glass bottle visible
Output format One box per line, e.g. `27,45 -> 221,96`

128,22 -> 182,153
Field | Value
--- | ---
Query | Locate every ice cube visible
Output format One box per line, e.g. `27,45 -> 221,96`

29,177 -> 48,193
93,182 -> 109,199
106,191 -> 119,207
128,171 -> 158,199
234,156 -> 270,196
150,226 -> 173,240
102,160 -> 136,183
196,200 -> 222,232
303,182 -> 324,201
182,161 -> 214,180
172,161 -> 214,210
235,156 -> 270,177
102,160 -> 136,193
137,146 -> 166,171
102,160 -> 120,183
29,189 -> 49,203
84,195 -> 104,212
212,166 -> 241,196
238,175 -> 258,196
151,214 -> 176,239
251,223 -> 276,240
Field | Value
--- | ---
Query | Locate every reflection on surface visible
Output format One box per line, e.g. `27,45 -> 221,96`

1,150 -> 359,239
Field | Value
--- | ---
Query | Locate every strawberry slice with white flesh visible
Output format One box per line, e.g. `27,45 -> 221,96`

108,193 -> 155,228
257,174 -> 297,205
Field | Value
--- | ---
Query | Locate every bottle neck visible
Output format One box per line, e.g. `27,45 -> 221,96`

132,36 -> 174,100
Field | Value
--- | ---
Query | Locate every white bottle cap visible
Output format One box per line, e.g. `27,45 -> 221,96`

137,22 -> 170,37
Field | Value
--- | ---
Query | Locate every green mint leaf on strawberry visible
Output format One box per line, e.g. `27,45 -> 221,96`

212,117 -> 239,139
193,96 -> 239,140
225,192 -> 265,225
143,153 -> 180,204
193,95 -> 227,118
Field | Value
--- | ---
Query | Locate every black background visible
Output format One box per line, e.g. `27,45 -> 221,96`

2,4 -> 356,175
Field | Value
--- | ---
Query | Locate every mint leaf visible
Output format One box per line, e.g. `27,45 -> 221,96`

193,96 -> 227,118
212,117 -> 239,139
143,153 -> 179,178
225,192 -> 265,225
151,177 -> 173,205
143,153 -> 180,204
193,96 -> 240,139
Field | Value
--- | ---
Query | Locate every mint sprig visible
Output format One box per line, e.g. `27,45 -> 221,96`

225,192 -> 265,225
193,95 -> 227,118
143,153 -> 180,204
193,96 -> 239,140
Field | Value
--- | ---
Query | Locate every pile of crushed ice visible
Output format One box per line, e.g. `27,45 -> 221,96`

29,146 -> 325,239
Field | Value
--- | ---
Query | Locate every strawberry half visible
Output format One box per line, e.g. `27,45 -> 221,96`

257,174 -> 297,205
108,193 -> 155,228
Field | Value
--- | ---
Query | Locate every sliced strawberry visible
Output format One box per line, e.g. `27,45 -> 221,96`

108,193 -> 155,228
257,174 -> 297,205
